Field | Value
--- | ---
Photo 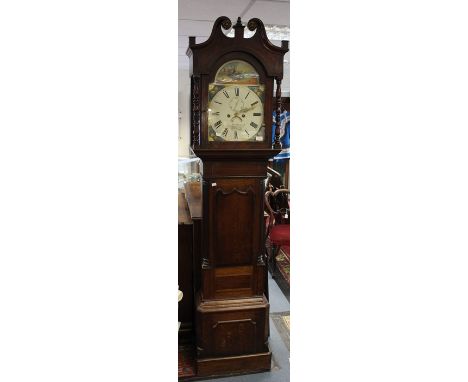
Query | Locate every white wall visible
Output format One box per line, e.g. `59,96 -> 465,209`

178,69 -> 191,157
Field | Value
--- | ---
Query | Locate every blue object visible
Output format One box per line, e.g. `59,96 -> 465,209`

272,110 -> 290,158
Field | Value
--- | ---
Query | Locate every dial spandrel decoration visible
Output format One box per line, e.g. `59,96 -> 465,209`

208,60 -> 265,142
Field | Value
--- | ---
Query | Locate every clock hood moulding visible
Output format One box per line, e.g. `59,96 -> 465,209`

186,16 -> 289,78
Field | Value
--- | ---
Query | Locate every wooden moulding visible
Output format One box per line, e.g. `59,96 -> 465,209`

202,160 -> 269,179
197,294 -> 268,312
187,16 -> 288,81
194,148 -> 281,161
178,322 -> 194,345
196,348 -> 271,378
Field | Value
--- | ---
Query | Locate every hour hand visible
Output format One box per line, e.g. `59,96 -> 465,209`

238,104 -> 256,114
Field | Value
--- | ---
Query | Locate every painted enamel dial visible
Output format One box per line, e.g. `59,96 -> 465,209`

208,85 -> 264,142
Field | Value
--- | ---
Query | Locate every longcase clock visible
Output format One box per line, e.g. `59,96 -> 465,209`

186,16 -> 288,377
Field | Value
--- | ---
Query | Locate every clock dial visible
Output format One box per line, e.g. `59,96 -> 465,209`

208,85 -> 264,142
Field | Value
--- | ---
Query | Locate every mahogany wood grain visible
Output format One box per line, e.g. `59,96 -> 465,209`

196,350 -> 271,378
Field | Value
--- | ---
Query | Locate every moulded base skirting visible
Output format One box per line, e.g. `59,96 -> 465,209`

178,322 -> 194,345
196,348 -> 272,378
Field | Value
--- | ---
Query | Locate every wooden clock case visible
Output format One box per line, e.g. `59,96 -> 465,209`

186,16 -> 288,378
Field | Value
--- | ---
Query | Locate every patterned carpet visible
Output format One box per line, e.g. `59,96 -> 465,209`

271,311 -> 290,351
178,345 -> 196,379
276,245 -> 290,284
282,315 -> 290,330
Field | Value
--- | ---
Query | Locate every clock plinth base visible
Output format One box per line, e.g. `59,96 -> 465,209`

195,293 -> 271,377
196,348 -> 271,378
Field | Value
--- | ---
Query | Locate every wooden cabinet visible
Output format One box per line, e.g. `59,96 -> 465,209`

178,191 -> 194,343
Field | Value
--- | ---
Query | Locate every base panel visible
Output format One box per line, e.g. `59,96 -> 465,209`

196,349 -> 271,378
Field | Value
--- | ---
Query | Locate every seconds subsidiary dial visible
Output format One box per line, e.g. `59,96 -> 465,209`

208,85 -> 264,142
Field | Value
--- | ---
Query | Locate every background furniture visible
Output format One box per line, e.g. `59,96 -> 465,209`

264,189 -> 290,278
178,182 -> 202,380
178,190 -> 194,343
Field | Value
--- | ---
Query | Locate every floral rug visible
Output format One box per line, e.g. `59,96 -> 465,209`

178,345 -> 195,379
275,245 -> 290,285
271,311 -> 290,351
282,315 -> 290,331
